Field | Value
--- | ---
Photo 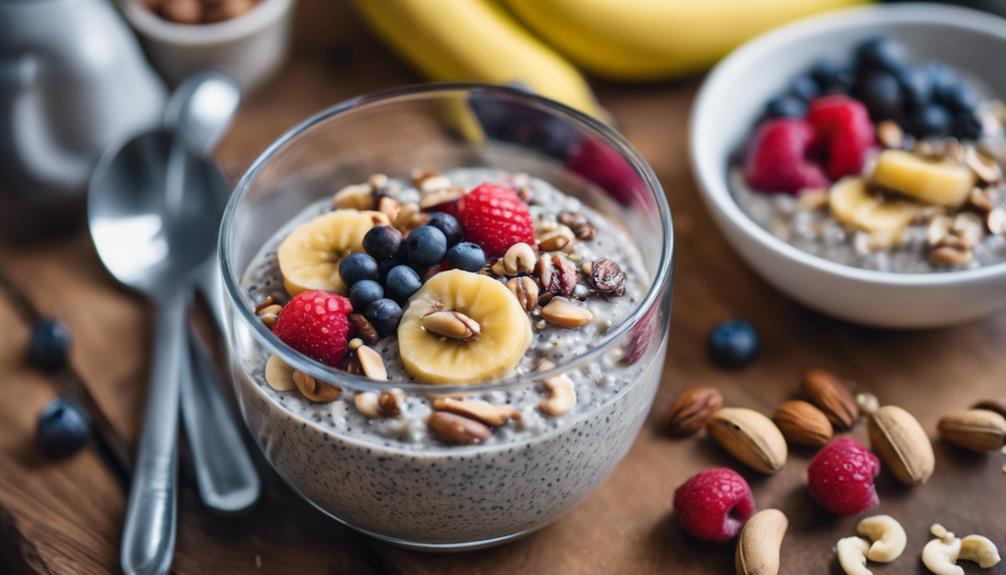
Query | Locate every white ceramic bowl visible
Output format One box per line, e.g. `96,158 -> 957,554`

122,0 -> 295,92
691,3 -> 1006,328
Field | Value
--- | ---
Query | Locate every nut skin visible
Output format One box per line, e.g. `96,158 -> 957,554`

589,258 -> 626,297
971,399 -> 1006,420
349,313 -> 380,344
535,253 -> 578,297
427,411 -> 491,445
292,370 -> 341,402
507,276 -> 539,312
773,400 -> 833,447
802,369 -> 860,431
868,405 -> 935,486
735,509 -> 787,575
707,408 -> 788,474
938,409 -> 1006,452
661,386 -> 723,437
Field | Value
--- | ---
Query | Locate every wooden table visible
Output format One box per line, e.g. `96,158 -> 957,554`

2,2 -> 1004,573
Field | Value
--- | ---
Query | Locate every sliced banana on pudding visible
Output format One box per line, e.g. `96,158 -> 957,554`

277,209 -> 389,296
398,270 -> 532,385
871,149 -> 976,208
829,177 -> 924,246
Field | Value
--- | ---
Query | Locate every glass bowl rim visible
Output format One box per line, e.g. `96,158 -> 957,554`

219,82 -> 674,394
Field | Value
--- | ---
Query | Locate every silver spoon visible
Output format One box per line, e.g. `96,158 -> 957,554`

165,73 -> 260,514
90,128 -> 217,575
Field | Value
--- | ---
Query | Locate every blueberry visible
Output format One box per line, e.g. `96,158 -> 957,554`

384,265 -> 423,303
937,82 -> 979,114
349,279 -> 384,311
911,104 -> 952,137
405,225 -> 447,267
788,73 -> 820,102
707,319 -> 759,369
378,256 -> 400,280
896,66 -> 933,109
954,111 -> 983,140
36,399 -> 89,457
362,225 -> 402,261
338,253 -> 379,287
856,71 -> 903,121
426,212 -> 463,247
810,61 -> 854,94
445,242 -> 486,272
365,298 -> 403,337
854,37 -> 910,73
27,319 -> 71,372
765,96 -> 807,119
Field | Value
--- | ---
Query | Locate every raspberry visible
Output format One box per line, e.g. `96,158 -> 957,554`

744,118 -> 829,194
273,290 -> 352,367
672,467 -> 755,542
458,183 -> 535,258
807,438 -> 881,516
807,96 -> 875,180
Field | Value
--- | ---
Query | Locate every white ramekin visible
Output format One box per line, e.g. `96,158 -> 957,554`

121,0 -> 295,92
691,3 -> 1006,328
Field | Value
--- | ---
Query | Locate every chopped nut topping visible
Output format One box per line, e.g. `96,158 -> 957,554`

795,188 -> 829,211
412,170 -> 452,194
988,208 -> 1006,235
926,216 -> 953,247
432,397 -> 518,426
377,195 -> 401,221
357,345 -> 388,381
292,370 -> 342,402
558,211 -> 598,240
589,258 -> 626,297
539,374 -> 576,416
332,183 -> 375,210
537,224 -> 576,252
427,411 -> 491,445
348,338 -> 363,351
495,242 -> 537,276
535,253 -> 578,297
966,146 -> 1003,184
256,303 -> 283,329
354,389 -> 402,418
931,245 -> 973,266
349,313 -> 379,344
255,295 -> 276,314
419,187 -> 465,210
970,187 -> 995,212
264,355 -> 295,391
877,120 -> 904,149
507,276 -> 539,312
541,297 -> 594,328
393,202 -> 426,232
421,310 -> 480,340
368,173 -> 389,192
953,212 -> 984,246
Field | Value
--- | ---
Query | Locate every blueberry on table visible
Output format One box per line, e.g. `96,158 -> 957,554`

446,242 -> 486,272
338,252 -> 379,287
896,66 -> 933,109
857,71 -> 903,121
911,104 -> 952,137
788,73 -> 821,102
426,212 -> 463,247
764,96 -> 807,119
405,225 -> 448,267
27,318 -> 71,372
362,225 -> 402,261
384,265 -> 423,303
349,279 -> 384,311
854,37 -> 909,74
810,61 -> 853,94
36,398 -> 89,457
707,319 -> 759,369
365,298 -> 403,337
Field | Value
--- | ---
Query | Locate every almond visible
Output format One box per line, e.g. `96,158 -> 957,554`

801,369 -> 860,430
971,399 -> 1006,420
868,405 -> 935,486
661,386 -> 723,436
292,370 -> 341,402
541,297 -> 593,328
432,397 -> 518,426
938,409 -> 1006,452
427,411 -> 491,445
707,408 -> 788,474
773,400 -> 833,447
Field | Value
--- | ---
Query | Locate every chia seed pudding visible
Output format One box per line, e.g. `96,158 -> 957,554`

732,37 -> 1006,274
231,167 -> 666,546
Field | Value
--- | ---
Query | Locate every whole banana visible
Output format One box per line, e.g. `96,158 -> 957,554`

352,0 -> 603,118
504,0 -> 870,80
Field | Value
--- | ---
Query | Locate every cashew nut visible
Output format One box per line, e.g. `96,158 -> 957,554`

836,536 -> 872,575
538,374 -> 576,416
959,535 -> 1001,569
857,514 -> 907,563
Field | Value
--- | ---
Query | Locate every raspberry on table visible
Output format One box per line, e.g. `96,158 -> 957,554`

672,467 -> 755,542
807,438 -> 881,516
458,183 -> 535,258
273,290 -> 353,367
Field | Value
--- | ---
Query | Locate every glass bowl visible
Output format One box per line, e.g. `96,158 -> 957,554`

220,84 -> 674,550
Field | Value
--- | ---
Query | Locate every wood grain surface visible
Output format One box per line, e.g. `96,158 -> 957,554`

1,1 -> 1004,573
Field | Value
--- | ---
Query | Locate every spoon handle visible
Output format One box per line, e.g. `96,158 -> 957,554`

121,289 -> 187,575
180,325 -> 261,513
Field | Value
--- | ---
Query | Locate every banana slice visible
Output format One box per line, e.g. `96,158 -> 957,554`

829,177 -> 924,246
871,149 -> 976,207
277,209 -> 389,296
398,270 -> 532,385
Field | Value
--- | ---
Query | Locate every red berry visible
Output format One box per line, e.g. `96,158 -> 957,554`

458,183 -> 535,258
808,96 -> 875,180
745,118 -> 828,194
673,467 -> 755,542
273,290 -> 352,367
807,438 -> 881,516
